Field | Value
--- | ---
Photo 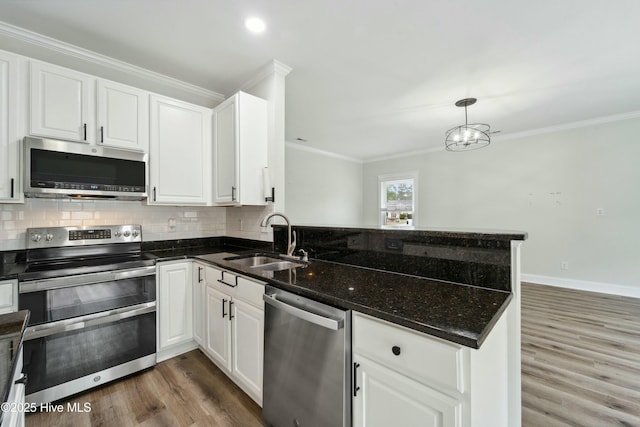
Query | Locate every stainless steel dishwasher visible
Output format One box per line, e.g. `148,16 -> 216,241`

263,285 -> 351,427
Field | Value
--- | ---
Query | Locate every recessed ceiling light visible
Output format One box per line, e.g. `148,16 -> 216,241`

245,17 -> 266,34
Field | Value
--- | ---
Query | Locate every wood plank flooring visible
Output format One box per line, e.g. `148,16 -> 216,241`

27,282 -> 640,426
521,282 -> 640,427
26,350 -> 264,427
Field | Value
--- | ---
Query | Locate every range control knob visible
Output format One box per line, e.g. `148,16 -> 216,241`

114,231 -> 122,237
131,229 -> 139,238
123,230 -> 131,237
45,233 -> 54,242
31,233 -> 42,242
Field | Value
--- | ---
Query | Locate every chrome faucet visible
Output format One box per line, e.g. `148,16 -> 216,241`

260,212 -> 296,257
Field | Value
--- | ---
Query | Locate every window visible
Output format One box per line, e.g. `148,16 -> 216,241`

379,173 -> 417,227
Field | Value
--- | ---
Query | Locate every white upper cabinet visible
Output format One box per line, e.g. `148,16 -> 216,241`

212,91 -> 268,206
30,61 -> 94,143
149,94 -> 212,205
30,61 -> 150,152
96,79 -> 149,152
0,50 -> 22,203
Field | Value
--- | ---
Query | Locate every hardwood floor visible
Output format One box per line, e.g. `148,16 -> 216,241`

27,283 -> 640,426
26,350 -> 264,427
521,282 -> 640,427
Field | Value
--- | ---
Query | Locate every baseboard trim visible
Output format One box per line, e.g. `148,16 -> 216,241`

521,274 -> 640,298
157,340 -> 198,363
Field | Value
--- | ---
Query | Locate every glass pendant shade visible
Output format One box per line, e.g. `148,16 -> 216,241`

444,98 -> 491,151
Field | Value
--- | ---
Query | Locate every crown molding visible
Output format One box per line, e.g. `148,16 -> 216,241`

285,140 -> 363,163
493,110 -> 640,142
239,59 -> 292,92
0,20 -> 225,102
364,110 -> 640,163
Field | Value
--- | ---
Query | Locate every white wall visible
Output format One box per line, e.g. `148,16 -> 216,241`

0,198 -> 226,251
286,143 -> 364,226
362,116 -> 640,295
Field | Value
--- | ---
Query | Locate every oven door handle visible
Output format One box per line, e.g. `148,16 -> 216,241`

24,301 -> 156,341
19,266 -> 157,293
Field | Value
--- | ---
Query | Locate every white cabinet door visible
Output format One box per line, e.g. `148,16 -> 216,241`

231,297 -> 264,404
96,79 -> 149,152
212,95 -> 236,204
30,61 -> 93,143
192,262 -> 205,347
212,91 -> 268,206
205,284 -> 232,372
0,51 -> 21,202
353,355 -> 462,427
157,261 -> 193,350
149,95 -> 211,205
0,280 -> 18,314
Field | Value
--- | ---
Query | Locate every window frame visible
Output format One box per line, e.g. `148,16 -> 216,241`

377,171 -> 418,227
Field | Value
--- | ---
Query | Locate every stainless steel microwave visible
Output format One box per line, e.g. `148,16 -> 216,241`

24,137 -> 147,200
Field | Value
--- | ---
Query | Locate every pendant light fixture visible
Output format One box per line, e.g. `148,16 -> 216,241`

444,98 -> 490,151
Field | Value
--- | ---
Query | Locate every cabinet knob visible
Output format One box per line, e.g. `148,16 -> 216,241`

392,345 -> 401,356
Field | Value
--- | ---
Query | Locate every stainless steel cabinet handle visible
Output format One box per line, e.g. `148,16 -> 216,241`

198,267 -> 203,283
217,271 -> 237,288
231,186 -> 236,202
229,301 -> 234,321
222,299 -> 227,318
353,362 -> 361,396
263,293 -> 344,330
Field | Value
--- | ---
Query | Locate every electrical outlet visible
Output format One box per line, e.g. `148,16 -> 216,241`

596,208 -> 605,216
561,261 -> 569,270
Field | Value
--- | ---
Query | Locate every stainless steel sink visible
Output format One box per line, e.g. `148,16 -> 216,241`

252,261 -> 300,271
224,254 -> 282,268
224,254 -> 305,271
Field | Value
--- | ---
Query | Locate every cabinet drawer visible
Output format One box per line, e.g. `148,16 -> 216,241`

205,266 -> 236,294
236,276 -> 265,307
353,312 -> 465,394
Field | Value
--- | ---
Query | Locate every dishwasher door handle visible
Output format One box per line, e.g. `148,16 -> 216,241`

263,293 -> 344,330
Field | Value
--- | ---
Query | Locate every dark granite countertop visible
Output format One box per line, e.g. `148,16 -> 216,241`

1,234 -> 516,349
194,251 -> 511,349
0,310 -> 29,413
0,264 -> 24,281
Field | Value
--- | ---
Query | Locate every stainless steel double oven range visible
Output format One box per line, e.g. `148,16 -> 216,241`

17,225 -> 157,404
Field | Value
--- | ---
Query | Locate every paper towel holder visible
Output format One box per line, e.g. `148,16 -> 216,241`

265,187 -> 275,203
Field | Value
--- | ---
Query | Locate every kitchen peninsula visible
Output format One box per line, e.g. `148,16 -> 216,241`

149,224 -> 527,427
1,225 -> 526,427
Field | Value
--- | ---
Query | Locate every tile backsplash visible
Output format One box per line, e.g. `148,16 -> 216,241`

0,198 -> 230,251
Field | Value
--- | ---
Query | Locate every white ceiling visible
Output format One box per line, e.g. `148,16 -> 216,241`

0,0 -> 639,161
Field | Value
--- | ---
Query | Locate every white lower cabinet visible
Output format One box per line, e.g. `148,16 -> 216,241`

205,285 -> 232,370
0,280 -> 18,314
157,261 -> 194,361
230,297 -> 263,399
201,265 -> 264,406
352,311 -> 512,427
192,262 -> 206,347
354,354 -> 461,427
1,348 -> 25,427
